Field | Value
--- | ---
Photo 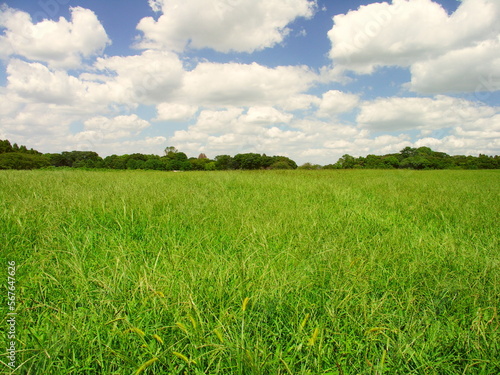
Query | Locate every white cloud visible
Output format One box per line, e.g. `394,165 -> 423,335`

317,90 -> 359,117
82,115 -> 150,138
186,106 -> 292,136
93,50 -> 184,105
327,0 -> 500,93
191,108 -> 244,134
5,59 -> 121,115
357,96 -> 498,132
410,36 -> 500,93
154,103 -> 198,122
240,106 -> 293,125
148,0 -> 163,13
7,59 -> 85,105
180,62 -> 317,107
136,0 -> 317,53
0,6 -> 110,69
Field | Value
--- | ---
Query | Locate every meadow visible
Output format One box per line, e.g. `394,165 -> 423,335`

0,169 -> 499,374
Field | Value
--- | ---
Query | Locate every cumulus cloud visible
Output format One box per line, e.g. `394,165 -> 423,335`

154,103 -> 198,122
327,0 -> 500,92
357,95 -> 498,133
240,106 -> 293,125
410,36 -> 500,93
190,108 -> 244,134
93,50 -> 185,105
136,0 -> 317,53
180,62 -> 317,107
317,90 -> 359,117
7,59 -> 85,105
185,106 -> 292,136
0,6 -> 110,69
82,115 -> 150,138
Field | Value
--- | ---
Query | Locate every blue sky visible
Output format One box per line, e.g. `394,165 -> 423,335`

0,0 -> 498,164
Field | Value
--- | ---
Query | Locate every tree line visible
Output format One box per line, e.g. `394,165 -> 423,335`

0,139 -> 498,170
0,140 -> 297,171
317,146 -> 499,170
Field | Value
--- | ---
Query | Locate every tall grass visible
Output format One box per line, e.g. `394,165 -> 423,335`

1,169 -> 499,374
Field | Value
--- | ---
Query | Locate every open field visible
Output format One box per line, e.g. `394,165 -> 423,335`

1,169 -> 499,374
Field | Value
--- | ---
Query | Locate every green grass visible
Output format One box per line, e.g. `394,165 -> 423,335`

1,169 -> 499,374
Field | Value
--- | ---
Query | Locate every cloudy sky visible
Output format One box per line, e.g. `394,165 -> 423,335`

0,0 -> 499,164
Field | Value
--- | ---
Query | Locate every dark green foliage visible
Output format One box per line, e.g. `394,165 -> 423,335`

334,147 -> 499,170
103,154 -> 127,169
144,158 -> 166,170
269,155 -> 297,169
0,139 -> 42,155
233,153 -> 264,169
46,151 -> 102,168
215,154 -> 234,170
1,139 -> 498,171
0,152 -> 50,169
0,139 -> 48,169
0,139 -> 13,153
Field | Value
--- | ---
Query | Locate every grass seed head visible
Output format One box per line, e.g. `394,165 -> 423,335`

152,334 -> 164,344
135,357 -> 158,375
242,297 -> 250,312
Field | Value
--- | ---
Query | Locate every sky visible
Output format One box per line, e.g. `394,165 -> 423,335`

0,0 -> 499,164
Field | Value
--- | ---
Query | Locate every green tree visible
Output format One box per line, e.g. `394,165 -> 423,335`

0,153 -> 50,170
233,153 -> 263,170
270,156 -> 297,169
214,155 -> 233,170
0,140 -> 13,154
335,154 -> 356,169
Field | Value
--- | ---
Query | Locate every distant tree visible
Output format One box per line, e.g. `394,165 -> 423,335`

103,155 -> 127,169
144,158 -> 165,170
335,154 -> 356,169
399,156 -> 431,170
214,155 -> 234,170
400,147 -> 417,159
205,161 -> 216,171
260,154 -> 274,169
381,156 -> 400,169
416,146 -> 433,156
0,140 -> 13,154
189,157 -> 209,171
164,146 -> 178,155
233,153 -> 263,170
270,156 -> 297,169
0,153 -> 50,170
270,161 -> 294,170
126,159 -> 145,170
1,139 -> 42,155
365,154 -> 383,169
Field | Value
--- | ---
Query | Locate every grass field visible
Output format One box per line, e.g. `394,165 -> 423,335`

1,169 -> 499,374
